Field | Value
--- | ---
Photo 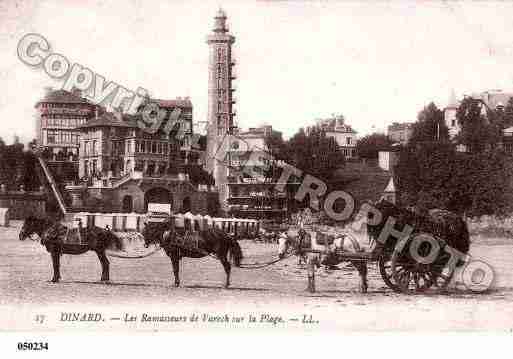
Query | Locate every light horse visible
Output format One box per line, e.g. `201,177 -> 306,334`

278,227 -> 369,293
142,219 -> 243,288
19,216 -> 122,283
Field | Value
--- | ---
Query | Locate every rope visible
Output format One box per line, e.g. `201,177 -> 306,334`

238,252 -> 294,269
156,235 -> 294,269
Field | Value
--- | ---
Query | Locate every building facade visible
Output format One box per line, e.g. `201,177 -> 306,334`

444,89 -> 513,140
35,90 -> 217,215
35,88 -> 100,181
224,125 -> 298,221
387,122 -> 414,145
69,97 -> 216,214
307,115 -> 357,158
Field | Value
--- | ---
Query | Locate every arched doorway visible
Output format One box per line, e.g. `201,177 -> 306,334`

122,195 -> 133,213
144,187 -> 173,212
181,197 -> 191,213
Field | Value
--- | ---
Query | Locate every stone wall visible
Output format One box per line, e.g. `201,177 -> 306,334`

0,188 -> 46,219
466,215 -> 513,238
70,180 -> 220,216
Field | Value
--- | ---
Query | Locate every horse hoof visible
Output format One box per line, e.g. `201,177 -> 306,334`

101,279 -> 111,284
49,279 -> 59,283
360,285 -> 368,294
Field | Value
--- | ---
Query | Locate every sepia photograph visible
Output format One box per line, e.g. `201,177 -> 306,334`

1,0 -> 513,349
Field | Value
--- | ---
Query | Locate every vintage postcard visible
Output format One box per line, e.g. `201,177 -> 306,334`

1,0 -> 513,349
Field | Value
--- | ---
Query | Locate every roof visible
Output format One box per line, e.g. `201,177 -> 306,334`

36,89 -> 92,105
311,117 -> 356,134
472,90 -> 513,110
388,122 -> 414,131
153,98 -> 192,108
76,112 -> 138,129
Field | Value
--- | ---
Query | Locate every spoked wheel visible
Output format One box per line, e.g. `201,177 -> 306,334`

390,248 -> 454,294
378,255 -> 402,293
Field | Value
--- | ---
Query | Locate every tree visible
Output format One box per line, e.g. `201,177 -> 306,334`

355,133 -> 393,159
395,139 -> 513,217
286,127 -> 345,183
409,102 -> 449,147
504,97 -> 513,128
456,97 -> 501,153
264,130 -> 288,161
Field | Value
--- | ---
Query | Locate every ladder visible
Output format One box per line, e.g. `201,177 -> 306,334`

35,153 -> 67,215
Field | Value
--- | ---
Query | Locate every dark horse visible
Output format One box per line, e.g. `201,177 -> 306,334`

19,216 -> 122,283
142,220 -> 243,288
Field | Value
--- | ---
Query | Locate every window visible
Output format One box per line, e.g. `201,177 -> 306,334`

47,130 -> 57,144
451,119 -> 456,127
346,137 -> 351,145
147,161 -> 155,176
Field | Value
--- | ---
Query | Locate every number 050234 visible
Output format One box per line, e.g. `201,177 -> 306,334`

17,342 -> 49,351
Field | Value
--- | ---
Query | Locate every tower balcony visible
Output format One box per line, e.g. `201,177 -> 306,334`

230,86 -> 236,92
230,69 -> 237,80
230,60 -> 236,67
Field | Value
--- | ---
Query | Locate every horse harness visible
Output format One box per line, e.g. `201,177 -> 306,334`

165,229 -> 207,255
42,224 -> 88,246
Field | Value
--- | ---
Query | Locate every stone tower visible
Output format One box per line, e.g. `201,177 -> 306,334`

205,9 -> 236,209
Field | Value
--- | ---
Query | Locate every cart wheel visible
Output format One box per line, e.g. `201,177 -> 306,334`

378,256 -> 402,293
390,249 -> 453,294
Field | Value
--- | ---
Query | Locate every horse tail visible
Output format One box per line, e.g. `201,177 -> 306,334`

228,238 -> 243,267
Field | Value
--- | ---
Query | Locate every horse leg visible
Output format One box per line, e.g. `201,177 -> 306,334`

306,256 -> 316,293
170,251 -> 181,287
50,250 -> 61,283
220,256 -> 231,289
96,250 -> 110,282
353,261 -> 368,293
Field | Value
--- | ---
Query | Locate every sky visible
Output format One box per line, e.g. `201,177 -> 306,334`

2,0 -> 513,144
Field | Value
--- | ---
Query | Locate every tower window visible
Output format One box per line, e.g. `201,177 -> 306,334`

451,119 -> 455,127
